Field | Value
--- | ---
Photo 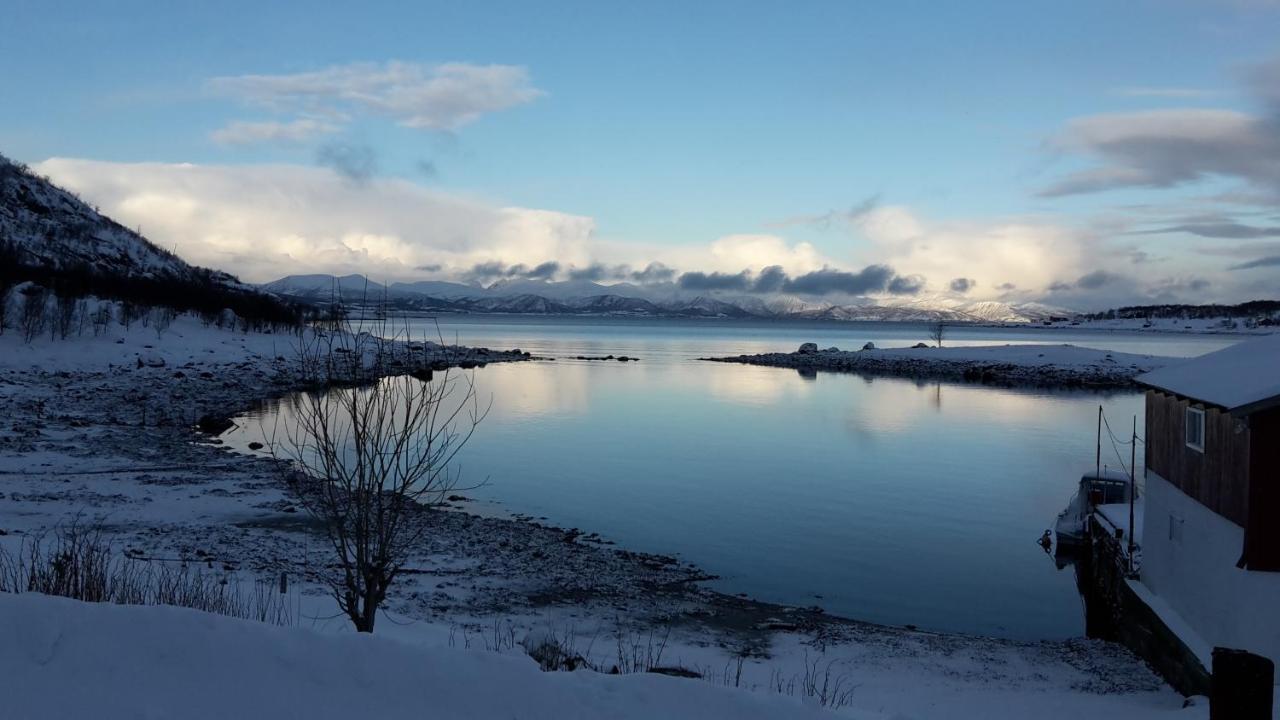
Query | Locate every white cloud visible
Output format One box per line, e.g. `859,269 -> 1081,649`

209,118 -> 340,146
852,205 -> 1095,300
35,158 -> 592,283
207,61 -> 543,132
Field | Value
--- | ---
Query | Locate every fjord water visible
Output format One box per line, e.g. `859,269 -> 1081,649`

234,317 -> 1239,640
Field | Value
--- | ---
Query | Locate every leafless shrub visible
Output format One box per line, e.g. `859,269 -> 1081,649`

767,652 -> 857,709
930,321 -> 946,348
152,306 -> 177,339
269,308 -> 489,633
52,293 -> 78,340
0,519 -> 292,626
91,304 -> 113,336
19,286 -> 48,343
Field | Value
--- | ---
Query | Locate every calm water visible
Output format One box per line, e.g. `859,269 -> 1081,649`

226,317 -> 1240,640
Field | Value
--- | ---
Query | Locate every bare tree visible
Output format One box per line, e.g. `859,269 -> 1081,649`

19,286 -> 48,343
270,316 -> 488,633
929,321 -> 946,347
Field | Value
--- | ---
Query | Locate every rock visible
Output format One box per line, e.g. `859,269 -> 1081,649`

862,342 -> 876,350
196,415 -> 235,435
247,441 -> 264,451
797,342 -> 819,354
824,347 -> 839,353
137,352 -> 165,368
912,342 -> 929,349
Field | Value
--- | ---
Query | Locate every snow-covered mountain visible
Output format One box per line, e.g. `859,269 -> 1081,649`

261,273 -> 1070,323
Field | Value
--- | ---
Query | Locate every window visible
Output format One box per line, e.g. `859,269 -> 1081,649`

1185,406 -> 1205,452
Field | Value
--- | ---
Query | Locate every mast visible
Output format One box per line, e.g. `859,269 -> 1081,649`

1096,405 -> 1102,478
1129,415 -> 1138,564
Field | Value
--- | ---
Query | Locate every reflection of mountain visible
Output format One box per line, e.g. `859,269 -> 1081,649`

263,274 -> 1071,323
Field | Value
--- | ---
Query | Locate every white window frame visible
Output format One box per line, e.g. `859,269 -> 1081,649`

1185,406 -> 1205,453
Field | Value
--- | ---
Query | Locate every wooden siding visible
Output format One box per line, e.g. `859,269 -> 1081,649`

1144,391 -> 1250,528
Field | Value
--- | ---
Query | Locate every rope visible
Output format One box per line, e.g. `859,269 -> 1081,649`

1100,411 -> 1133,478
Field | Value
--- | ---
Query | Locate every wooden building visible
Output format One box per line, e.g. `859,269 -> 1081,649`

1134,334 -> 1280,668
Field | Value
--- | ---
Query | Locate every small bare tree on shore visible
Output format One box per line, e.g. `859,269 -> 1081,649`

270,312 -> 488,633
929,321 -> 946,347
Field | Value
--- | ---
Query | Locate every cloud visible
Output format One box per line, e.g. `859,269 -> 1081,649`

1230,255 -> 1280,270
1130,222 -> 1280,239
887,274 -> 925,294
1040,109 -> 1279,196
852,205 -> 1096,302
783,265 -> 896,295
678,270 -> 751,291
949,277 -> 976,293
1075,269 -> 1123,289
415,159 -> 438,178
753,265 -> 788,293
316,143 -> 378,182
1042,56 -> 1280,198
466,260 -> 562,282
630,262 -> 675,283
768,193 -> 881,230
566,263 -> 632,281
1110,87 -> 1217,99
208,61 -> 543,132
210,118 -> 339,145
34,157 -> 595,283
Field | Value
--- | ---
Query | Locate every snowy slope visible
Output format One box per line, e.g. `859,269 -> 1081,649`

0,592 -> 840,720
0,155 -> 243,289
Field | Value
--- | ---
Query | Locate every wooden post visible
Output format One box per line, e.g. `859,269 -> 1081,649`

1211,647 -> 1274,720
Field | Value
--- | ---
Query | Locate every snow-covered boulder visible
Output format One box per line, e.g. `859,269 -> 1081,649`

797,342 -> 818,354
137,352 -> 166,368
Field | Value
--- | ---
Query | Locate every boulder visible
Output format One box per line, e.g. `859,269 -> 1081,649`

912,342 -> 930,349
862,342 -> 876,351
797,342 -> 819,354
137,352 -> 166,368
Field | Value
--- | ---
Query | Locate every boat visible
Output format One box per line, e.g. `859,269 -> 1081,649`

1054,468 -> 1133,546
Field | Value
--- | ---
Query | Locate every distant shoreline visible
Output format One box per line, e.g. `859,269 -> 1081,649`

703,342 -> 1173,389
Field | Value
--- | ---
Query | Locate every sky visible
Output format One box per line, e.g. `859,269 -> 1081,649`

2,0 -> 1279,309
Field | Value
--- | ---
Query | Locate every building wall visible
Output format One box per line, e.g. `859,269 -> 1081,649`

1141,470 -> 1280,667
1144,391 -> 1250,527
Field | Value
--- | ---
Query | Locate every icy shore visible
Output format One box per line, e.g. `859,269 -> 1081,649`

705,343 -> 1172,388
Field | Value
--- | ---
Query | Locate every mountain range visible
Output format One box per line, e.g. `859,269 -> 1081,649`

261,273 -> 1072,323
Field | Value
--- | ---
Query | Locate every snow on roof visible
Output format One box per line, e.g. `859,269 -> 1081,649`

1135,334 -> 1280,412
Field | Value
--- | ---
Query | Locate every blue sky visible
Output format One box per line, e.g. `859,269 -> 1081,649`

3,0 -> 1279,307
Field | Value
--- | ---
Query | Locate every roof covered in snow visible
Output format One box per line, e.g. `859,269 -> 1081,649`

1136,334 -> 1280,413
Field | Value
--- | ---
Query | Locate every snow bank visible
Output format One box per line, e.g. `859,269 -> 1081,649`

0,592 -> 842,720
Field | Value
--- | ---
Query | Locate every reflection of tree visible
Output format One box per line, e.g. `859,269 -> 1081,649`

932,382 -> 943,410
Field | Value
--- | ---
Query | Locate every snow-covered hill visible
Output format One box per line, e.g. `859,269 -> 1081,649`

1,155 -> 240,288
1,153 -> 295,323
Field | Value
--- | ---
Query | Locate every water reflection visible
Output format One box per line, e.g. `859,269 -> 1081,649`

222,319 -> 1216,640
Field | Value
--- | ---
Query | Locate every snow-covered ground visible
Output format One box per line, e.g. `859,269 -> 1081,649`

0,314 -> 1210,719
707,343 -> 1171,388
1005,316 -> 1276,336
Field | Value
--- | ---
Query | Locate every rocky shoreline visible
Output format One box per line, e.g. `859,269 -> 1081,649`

704,342 -> 1171,389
